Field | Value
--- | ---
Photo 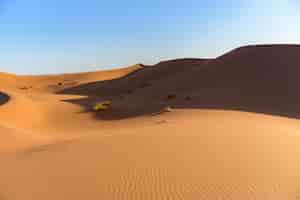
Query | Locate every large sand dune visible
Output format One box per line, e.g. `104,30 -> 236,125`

60,45 -> 300,119
1,45 -> 300,199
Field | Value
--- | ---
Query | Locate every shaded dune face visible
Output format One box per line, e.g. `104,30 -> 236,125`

58,45 -> 300,119
0,92 -> 9,106
59,59 -> 210,96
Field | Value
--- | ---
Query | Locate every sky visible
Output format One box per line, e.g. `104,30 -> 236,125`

0,0 -> 299,74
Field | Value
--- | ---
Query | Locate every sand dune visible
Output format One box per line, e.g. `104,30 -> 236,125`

1,45 -> 300,199
59,45 -> 300,119
16,64 -> 142,93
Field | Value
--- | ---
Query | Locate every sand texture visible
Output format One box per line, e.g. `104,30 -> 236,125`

1,45 -> 300,199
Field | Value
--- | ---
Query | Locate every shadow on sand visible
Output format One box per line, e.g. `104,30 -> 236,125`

58,45 -> 300,120
0,92 -> 9,106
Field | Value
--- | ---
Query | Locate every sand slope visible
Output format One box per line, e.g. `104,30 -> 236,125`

0,65 -> 141,149
1,45 -> 300,199
2,111 -> 300,199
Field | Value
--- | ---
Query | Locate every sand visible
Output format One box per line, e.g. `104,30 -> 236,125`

1,45 -> 300,199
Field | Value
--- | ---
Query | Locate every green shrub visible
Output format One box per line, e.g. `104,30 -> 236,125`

93,100 -> 112,111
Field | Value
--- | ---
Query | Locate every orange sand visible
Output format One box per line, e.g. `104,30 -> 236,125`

1,45 -> 300,199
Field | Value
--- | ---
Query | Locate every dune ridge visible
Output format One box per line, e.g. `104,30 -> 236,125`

57,45 -> 300,119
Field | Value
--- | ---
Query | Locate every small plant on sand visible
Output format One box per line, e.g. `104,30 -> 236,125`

19,86 -> 28,90
185,96 -> 191,101
164,106 -> 173,112
139,82 -> 151,88
167,94 -> 176,100
92,100 -> 112,111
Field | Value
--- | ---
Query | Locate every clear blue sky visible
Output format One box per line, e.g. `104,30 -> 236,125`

0,0 -> 299,74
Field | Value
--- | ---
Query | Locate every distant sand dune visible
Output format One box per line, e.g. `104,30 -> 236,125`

17,64 -> 142,93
